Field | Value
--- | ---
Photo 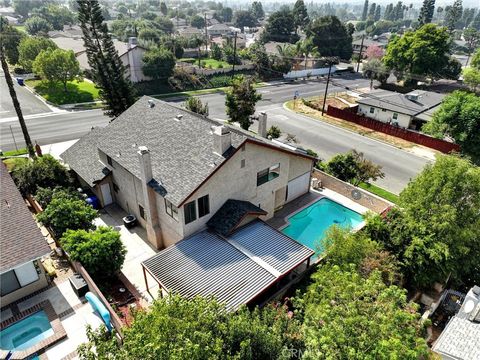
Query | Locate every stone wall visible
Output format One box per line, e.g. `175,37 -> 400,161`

312,169 -> 392,213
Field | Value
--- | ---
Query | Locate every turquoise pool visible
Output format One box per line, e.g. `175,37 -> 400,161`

0,310 -> 53,351
282,198 -> 364,256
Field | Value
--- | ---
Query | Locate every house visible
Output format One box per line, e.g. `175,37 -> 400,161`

51,36 -> 149,83
61,97 -> 314,250
48,25 -> 83,39
207,23 -> 232,37
0,163 -> 51,307
210,33 -> 246,49
352,37 -> 387,55
177,26 -> 203,39
356,89 -> 445,129
433,286 -> 480,360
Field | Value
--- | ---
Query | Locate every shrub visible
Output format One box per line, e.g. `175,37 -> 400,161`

37,197 -> 97,238
12,155 -> 72,196
35,186 -> 82,209
267,125 -> 281,139
185,97 -> 209,116
61,226 -> 126,280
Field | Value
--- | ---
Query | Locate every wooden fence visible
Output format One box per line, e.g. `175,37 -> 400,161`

326,106 -> 461,154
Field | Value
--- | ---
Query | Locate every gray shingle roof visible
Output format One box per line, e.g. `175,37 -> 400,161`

207,200 -> 267,236
357,90 -> 445,117
61,127 -> 111,187
1,163 -> 50,273
142,220 -> 313,310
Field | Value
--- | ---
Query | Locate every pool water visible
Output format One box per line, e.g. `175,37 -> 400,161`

0,310 -> 54,351
282,198 -> 364,257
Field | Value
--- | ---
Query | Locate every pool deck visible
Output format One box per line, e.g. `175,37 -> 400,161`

267,188 -> 370,231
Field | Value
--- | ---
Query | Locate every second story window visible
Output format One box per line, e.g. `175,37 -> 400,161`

257,163 -> 280,186
198,195 -> 210,218
393,112 -> 398,120
369,107 -> 375,114
184,201 -> 197,224
165,199 -> 178,221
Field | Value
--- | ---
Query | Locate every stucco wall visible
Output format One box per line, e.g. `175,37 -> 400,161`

121,47 -> 150,83
180,142 -> 313,239
357,104 -> 412,128
0,261 -> 48,307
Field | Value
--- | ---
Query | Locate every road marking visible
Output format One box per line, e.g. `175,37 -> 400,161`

0,109 -> 99,124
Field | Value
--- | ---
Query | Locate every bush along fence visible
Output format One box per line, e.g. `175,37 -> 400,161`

326,106 -> 461,154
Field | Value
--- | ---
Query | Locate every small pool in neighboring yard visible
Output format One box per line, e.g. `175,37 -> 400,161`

0,310 -> 54,351
282,197 -> 364,257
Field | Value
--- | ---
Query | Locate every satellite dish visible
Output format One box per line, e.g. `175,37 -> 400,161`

351,189 -> 362,200
464,299 -> 475,314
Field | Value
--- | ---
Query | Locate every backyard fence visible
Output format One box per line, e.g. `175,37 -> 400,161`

326,106 -> 461,154
312,169 -> 392,214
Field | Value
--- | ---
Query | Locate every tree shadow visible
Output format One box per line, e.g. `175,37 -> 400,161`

34,81 -> 95,105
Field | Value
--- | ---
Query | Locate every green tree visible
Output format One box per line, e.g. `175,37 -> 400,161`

464,27 -> 479,64
77,0 -> 135,118
383,24 -> 452,83
248,42 -> 271,78
32,4 -> 76,31
219,7 -> 233,22
138,28 -> 161,43
35,186 -> 82,209
363,58 -> 389,88
298,265 -> 428,359
306,16 -> 353,60
38,197 -> 97,238
325,150 -> 384,185
0,17 -> 25,64
368,3 -> 376,20
153,16 -> 174,34
225,75 -> 261,130
190,14 -> 205,29
13,0 -> 42,18
185,96 -> 208,116
210,42 -> 222,60
12,155 -> 72,195
263,8 -> 296,43
362,0 -> 369,21
25,15 -> 52,35
462,67 -> 480,90
160,2 -> 167,16
32,49 -> 80,91
423,91 -> 480,162
142,46 -> 175,80
78,295 -> 303,359
250,1 -> 264,21
417,0 -> 435,27
471,48 -> 480,69
293,0 -> 310,30
18,36 -> 58,72
267,125 -> 281,139
234,10 -> 256,30
445,0 -> 463,32
61,227 -> 126,279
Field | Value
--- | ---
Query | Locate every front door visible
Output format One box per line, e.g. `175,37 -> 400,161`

100,183 -> 113,206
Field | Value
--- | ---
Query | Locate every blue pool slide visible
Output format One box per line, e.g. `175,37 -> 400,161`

85,292 -> 112,332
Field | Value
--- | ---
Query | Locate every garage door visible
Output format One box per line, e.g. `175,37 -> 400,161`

286,172 -> 310,202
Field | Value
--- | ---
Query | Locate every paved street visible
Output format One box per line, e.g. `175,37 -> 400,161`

0,71 -> 52,117
0,74 -> 429,193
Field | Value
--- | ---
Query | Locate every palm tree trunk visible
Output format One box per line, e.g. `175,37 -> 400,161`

0,51 -> 35,158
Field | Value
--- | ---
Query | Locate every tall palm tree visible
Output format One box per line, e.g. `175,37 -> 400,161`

0,18 -> 35,158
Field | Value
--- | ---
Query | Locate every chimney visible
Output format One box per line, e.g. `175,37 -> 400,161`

137,146 -> 152,182
258,111 -> 267,138
127,37 -> 138,82
213,125 -> 231,155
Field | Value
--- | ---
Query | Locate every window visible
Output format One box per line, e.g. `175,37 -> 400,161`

113,183 -> 119,193
0,270 -> 20,296
107,155 -> 113,167
165,199 -> 179,221
369,107 -> 375,114
257,163 -> 280,186
139,205 -> 145,220
198,195 -> 210,218
184,201 -> 197,224
393,112 -> 398,120
382,109 -> 387,112
241,159 -> 245,168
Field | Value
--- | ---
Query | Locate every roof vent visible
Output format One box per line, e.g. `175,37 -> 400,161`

148,100 -> 155,108
175,114 -> 183,121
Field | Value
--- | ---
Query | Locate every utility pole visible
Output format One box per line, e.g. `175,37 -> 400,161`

232,31 -> 237,77
356,34 -> 365,72
321,61 -> 333,116
204,12 -> 208,56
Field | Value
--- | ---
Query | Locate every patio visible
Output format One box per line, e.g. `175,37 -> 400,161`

0,277 -> 104,360
94,204 -> 160,303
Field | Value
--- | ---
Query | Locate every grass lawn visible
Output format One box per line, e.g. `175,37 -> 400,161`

26,79 -> 100,105
2,157 -> 28,171
2,148 -> 28,156
14,25 -> 26,33
179,57 -> 231,69
359,182 -> 399,204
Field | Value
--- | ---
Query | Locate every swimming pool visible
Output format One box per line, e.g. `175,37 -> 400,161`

0,310 -> 54,351
281,197 -> 364,256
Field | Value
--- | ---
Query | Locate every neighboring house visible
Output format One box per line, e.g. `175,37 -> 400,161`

352,37 -> 387,55
51,36 -> 149,83
210,33 -> 246,49
433,285 -> 480,360
48,25 -> 83,39
171,17 -> 188,28
61,96 -> 314,251
356,89 -> 445,129
4,15 -> 18,25
0,163 -> 51,307
177,26 -> 203,39
207,23 -> 232,36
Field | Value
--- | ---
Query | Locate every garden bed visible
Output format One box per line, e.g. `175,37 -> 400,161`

101,275 -> 141,326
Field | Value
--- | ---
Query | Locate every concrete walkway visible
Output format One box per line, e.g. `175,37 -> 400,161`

94,205 -> 159,303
